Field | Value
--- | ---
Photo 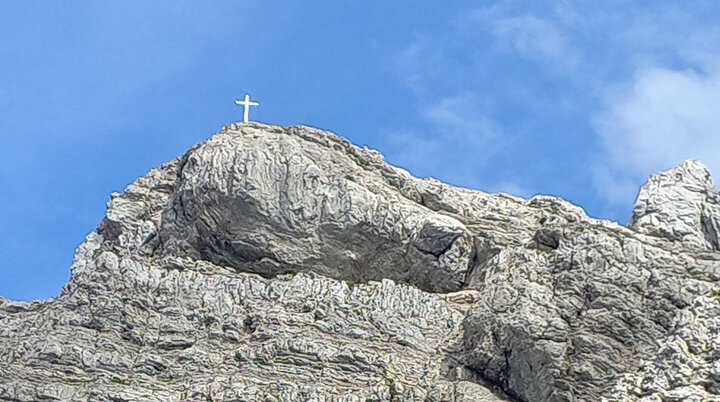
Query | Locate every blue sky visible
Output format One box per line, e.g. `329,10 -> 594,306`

2,1 -> 720,301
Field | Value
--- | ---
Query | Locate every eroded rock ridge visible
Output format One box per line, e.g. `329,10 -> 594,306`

1,123 -> 719,401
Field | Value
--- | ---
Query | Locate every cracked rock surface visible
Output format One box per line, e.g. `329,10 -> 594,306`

629,160 -> 720,252
1,123 -> 719,401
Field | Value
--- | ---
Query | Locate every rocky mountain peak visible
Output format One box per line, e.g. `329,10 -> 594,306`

2,123 -> 720,402
629,159 -> 720,250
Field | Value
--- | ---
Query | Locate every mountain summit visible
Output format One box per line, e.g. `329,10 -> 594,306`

2,123 -> 720,401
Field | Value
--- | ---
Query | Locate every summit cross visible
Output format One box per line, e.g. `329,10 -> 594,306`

235,94 -> 259,123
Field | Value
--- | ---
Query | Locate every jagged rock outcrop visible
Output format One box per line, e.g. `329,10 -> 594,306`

629,160 -> 720,251
156,126 -> 475,293
1,123 -> 719,401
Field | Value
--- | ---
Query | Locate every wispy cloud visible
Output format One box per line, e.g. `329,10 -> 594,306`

389,2 -> 720,221
383,92 -> 520,192
393,41 -> 453,94
423,94 -> 499,143
594,66 -> 720,203
384,93 -> 501,162
468,8 -> 580,73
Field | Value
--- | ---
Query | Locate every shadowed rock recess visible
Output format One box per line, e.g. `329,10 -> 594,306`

1,123 -> 720,401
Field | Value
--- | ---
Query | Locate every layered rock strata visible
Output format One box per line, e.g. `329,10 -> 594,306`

1,123 -> 719,401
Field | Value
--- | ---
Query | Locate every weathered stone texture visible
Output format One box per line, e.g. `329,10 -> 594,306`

1,123 -> 719,401
630,160 -> 720,251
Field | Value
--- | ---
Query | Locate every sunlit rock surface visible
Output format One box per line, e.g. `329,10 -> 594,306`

630,160 -> 720,251
1,123 -> 719,401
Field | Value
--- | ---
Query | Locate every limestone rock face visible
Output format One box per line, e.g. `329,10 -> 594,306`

610,293 -> 720,401
630,160 -> 720,251
156,126 -> 475,293
1,123 -> 719,402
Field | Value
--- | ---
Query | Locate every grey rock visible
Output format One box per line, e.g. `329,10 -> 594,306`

609,292 -> 720,401
155,125 -> 475,293
630,160 -> 720,251
1,122 -> 719,402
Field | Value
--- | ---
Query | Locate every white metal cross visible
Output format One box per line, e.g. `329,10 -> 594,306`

235,94 -> 259,123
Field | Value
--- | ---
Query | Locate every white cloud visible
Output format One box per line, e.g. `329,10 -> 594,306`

389,2 -> 720,219
594,66 -> 720,203
393,6 -> 581,95
466,6 -> 581,73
